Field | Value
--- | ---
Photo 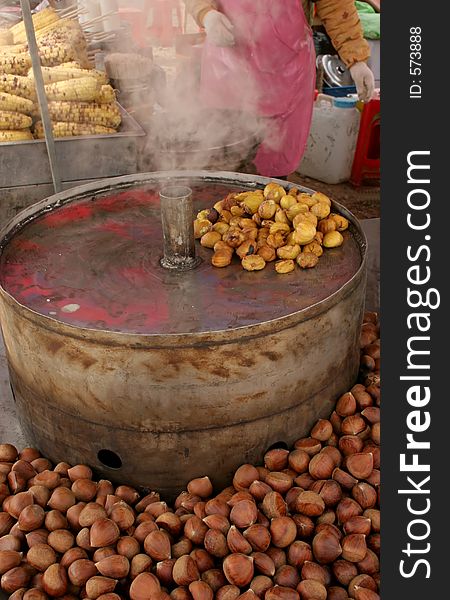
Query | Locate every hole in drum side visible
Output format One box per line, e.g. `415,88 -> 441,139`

98,449 -> 122,469
266,441 -> 289,451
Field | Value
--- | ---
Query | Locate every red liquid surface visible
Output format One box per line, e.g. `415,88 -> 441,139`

0,183 -> 362,335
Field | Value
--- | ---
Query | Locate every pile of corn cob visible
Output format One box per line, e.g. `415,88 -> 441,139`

0,9 -> 121,143
0,73 -> 35,142
30,64 -> 121,139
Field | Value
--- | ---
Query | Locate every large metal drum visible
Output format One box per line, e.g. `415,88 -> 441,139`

0,172 -> 367,498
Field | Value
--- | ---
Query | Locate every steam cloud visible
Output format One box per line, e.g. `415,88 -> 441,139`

97,0 -> 264,172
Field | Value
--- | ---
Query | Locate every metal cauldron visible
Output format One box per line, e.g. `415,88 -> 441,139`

0,171 -> 367,498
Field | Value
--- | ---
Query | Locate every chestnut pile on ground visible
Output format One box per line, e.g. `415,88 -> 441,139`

0,313 -> 380,600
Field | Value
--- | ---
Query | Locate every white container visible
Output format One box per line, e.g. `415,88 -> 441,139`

297,95 -> 361,184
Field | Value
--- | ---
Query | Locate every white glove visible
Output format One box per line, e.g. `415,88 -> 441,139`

203,10 -> 235,47
349,62 -> 375,102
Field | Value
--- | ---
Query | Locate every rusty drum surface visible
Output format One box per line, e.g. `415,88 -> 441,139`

0,171 -> 367,498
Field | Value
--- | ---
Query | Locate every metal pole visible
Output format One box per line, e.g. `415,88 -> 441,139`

20,0 -> 62,194
159,185 -> 200,271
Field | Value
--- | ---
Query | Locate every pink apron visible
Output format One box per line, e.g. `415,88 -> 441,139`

200,0 -> 316,177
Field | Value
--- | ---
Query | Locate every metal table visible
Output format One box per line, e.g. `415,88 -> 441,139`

0,106 -> 145,223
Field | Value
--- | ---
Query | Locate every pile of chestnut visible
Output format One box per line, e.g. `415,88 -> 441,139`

0,313 -> 380,600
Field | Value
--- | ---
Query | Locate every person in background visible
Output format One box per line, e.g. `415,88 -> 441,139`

184,0 -> 375,179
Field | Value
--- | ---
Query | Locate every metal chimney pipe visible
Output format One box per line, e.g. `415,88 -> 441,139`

159,185 -> 200,271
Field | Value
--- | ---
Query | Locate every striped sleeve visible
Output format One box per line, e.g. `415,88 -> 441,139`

315,0 -> 370,67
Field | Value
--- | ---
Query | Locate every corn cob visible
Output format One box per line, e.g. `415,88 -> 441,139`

96,85 -> 116,104
0,110 -> 32,130
0,54 -> 32,76
0,44 -> 28,55
0,92 -> 34,114
10,8 -> 60,45
0,129 -> 33,142
37,22 -> 86,51
34,20 -> 65,39
34,120 -> 116,138
0,74 -> 36,100
92,70 -> 109,85
29,66 -> 108,85
44,77 -> 100,102
47,101 -> 121,128
59,61 -> 83,69
37,24 -> 89,67
38,30 -> 86,51
0,30 -> 13,46
35,17 -> 82,40
38,43 -> 78,67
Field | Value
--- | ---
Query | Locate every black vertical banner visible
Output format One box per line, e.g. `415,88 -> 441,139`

382,1 -> 447,598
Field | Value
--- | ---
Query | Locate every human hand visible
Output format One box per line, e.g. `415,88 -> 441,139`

203,10 -> 235,47
349,62 -> 375,102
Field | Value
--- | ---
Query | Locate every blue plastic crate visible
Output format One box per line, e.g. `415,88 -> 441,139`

323,85 -> 357,97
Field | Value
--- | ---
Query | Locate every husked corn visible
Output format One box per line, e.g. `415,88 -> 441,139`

0,53 -> 32,76
38,43 -> 78,67
95,85 -> 116,104
45,77 -> 100,102
0,44 -> 28,55
47,101 -> 121,128
0,92 -> 34,114
59,61 -> 83,69
35,17 -> 82,40
10,7 -> 60,45
38,33 -> 86,53
0,129 -> 33,142
37,22 -> 87,61
30,66 -> 108,85
34,120 -> 116,138
86,69 -> 108,85
0,74 -> 36,100
0,110 -> 32,130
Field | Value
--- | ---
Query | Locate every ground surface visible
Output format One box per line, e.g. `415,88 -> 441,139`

289,173 -> 380,220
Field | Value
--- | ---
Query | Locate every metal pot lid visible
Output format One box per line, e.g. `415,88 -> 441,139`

317,54 -> 353,87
